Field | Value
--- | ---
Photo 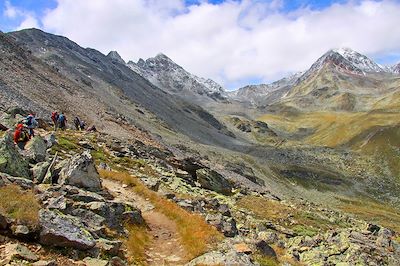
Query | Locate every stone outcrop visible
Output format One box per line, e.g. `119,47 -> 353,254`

58,151 -> 102,190
196,168 -> 233,195
0,133 -> 30,179
39,209 -> 96,250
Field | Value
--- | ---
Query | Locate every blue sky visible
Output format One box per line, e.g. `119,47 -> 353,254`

1,0 -> 400,89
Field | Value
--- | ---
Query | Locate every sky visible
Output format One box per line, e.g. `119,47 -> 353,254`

1,0 -> 400,90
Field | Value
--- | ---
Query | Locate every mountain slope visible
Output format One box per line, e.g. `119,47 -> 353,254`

8,29 -> 236,147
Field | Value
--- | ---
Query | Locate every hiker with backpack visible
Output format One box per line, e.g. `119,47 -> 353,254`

51,111 -> 59,131
14,124 -> 30,149
25,113 -> 38,138
58,112 -> 67,130
73,116 -> 81,130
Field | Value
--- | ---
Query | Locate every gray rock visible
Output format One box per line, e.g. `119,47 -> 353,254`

2,173 -> 34,189
32,162 -> 50,183
46,195 -> 68,210
122,210 -> 145,225
0,133 -> 31,178
186,250 -> 255,266
25,136 -> 47,163
39,209 -> 96,250
70,208 -> 106,236
196,168 -> 233,195
96,238 -> 123,256
256,240 -> 277,258
3,243 -> 38,262
140,177 -> 160,191
58,151 -> 102,190
258,231 -> 279,244
32,260 -> 57,266
98,162 -> 111,171
206,213 -> 238,237
44,134 -> 57,148
10,225 -> 30,237
177,200 -> 195,212
66,188 -> 106,203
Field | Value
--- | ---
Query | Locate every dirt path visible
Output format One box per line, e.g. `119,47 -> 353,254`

102,179 -> 187,265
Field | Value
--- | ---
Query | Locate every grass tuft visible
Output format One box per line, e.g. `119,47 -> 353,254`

0,184 -> 40,227
125,224 -> 151,265
99,169 -> 223,259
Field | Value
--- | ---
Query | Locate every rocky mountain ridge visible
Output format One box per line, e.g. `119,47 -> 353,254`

127,53 -> 228,103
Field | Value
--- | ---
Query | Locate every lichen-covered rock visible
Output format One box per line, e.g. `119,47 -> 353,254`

196,168 -> 233,195
206,213 -> 238,237
25,136 -> 47,163
186,250 -> 255,266
58,151 -> 102,190
3,243 -> 38,263
39,209 -> 95,250
32,162 -> 50,183
0,133 -> 30,179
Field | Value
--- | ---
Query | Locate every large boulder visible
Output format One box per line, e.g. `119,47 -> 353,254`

196,168 -> 233,195
58,151 -> 102,190
39,209 -> 96,250
0,133 -> 30,179
25,136 -> 47,163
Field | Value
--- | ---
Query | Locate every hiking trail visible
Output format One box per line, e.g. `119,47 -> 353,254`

102,179 -> 188,266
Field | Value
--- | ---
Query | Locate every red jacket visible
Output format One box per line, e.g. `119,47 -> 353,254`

14,129 -> 23,143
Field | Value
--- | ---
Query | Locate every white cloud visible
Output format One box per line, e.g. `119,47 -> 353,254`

36,0 -> 400,89
17,15 -> 39,30
4,1 -> 18,18
4,1 -> 40,31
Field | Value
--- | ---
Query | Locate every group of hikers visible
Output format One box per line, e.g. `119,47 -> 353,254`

13,111 -> 96,149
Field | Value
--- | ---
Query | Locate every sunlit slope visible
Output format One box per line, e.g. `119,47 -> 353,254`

273,64 -> 400,112
259,111 -> 400,147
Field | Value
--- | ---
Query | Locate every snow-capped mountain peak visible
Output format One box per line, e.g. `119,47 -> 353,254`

127,53 -> 226,101
331,47 -> 383,73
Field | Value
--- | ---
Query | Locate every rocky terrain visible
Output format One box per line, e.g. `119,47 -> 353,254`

0,27 -> 400,266
1,109 -> 399,266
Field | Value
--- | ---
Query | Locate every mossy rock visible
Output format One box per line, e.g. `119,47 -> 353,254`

0,133 -> 30,179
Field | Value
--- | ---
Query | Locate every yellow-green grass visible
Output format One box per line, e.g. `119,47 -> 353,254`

125,224 -> 151,265
98,170 -> 223,259
259,111 -> 400,147
238,196 -> 349,237
0,184 -> 40,227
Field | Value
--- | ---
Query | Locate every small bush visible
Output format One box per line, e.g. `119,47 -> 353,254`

0,184 -> 40,227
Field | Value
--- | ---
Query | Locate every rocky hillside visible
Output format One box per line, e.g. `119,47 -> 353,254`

7,29 -> 235,147
0,109 -> 399,265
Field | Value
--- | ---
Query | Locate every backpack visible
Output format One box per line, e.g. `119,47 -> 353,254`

18,130 -> 29,142
59,114 -> 65,123
25,116 -> 33,126
51,112 -> 58,121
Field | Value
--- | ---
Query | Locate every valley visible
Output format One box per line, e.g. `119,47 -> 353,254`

0,28 -> 399,265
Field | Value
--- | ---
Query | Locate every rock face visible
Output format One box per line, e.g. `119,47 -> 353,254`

39,209 -> 96,250
0,133 -> 30,178
25,136 -> 47,163
58,151 -> 102,190
196,168 -> 233,195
